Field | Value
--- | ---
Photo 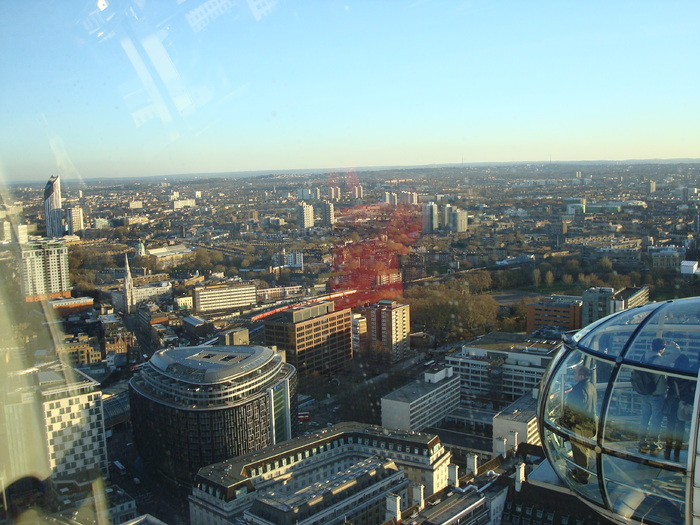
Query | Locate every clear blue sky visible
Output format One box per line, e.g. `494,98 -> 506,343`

1,0 -> 699,183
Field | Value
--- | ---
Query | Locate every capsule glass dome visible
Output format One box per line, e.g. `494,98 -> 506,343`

538,297 -> 700,525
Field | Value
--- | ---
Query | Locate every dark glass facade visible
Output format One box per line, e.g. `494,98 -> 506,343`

129,345 -> 297,486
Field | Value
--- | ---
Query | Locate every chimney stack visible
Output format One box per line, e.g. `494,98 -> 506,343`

466,453 -> 479,475
515,462 -> 526,492
385,493 -> 401,523
412,483 -> 425,510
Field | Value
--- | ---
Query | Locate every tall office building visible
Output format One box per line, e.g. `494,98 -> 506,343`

19,238 -> 71,302
65,206 -> 85,235
320,200 -> 336,226
381,365 -> 460,432
296,201 -> 314,229
351,313 -> 368,356
421,201 -> 438,234
360,300 -> 411,363
264,301 -> 353,375
129,345 -> 297,485
44,174 -> 64,238
446,332 -> 560,406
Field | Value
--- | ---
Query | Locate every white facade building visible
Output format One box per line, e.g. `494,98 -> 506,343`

381,366 -> 460,432
296,201 -> 314,229
19,238 -> 71,301
192,282 -> 257,313
66,206 -> 85,235
445,333 -> 559,406
361,300 -> 411,362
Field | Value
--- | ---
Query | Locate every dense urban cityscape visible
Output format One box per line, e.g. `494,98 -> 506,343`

2,161 -> 700,524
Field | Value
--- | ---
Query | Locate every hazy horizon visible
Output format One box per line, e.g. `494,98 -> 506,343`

6,157 -> 700,188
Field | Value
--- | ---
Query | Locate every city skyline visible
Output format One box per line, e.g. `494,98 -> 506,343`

1,1 -> 699,184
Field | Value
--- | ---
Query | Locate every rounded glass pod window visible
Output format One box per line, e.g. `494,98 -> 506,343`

539,298 -> 700,525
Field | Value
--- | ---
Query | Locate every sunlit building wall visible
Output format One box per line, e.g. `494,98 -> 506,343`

19,238 -> 71,302
264,301 -> 352,375
65,206 -> 84,235
296,201 -> 314,229
192,282 -> 256,313
44,174 -> 63,238
421,201 -> 438,234
381,366 -> 460,432
360,300 -> 411,363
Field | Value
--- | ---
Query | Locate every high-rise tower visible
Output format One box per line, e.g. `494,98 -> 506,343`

360,300 -> 411,363
44,174 -> 63,238
421,201 -> 438,234
320,201 -> 336,226
65,206 -> 84,235
19,238 -> 71,302
296,201 -> 314,229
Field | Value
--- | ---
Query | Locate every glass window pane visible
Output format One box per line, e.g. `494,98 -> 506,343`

541,427 -> 602,503
604,365 -> 666,454
602,455 -> 685,525
543,351 -> 605,433
625,301 -> 700,372
576,303 -> 658,357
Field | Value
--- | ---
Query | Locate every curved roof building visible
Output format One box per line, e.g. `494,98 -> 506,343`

129,345 -> 297,486
538,297 -> 700,525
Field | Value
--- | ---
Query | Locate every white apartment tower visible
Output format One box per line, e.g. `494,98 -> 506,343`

399,191 -> 418,205
362,300 -> 411,363
449,209 -> 468,233
44,174 -> 63,238
320,201 -> 336,226
421,202 -> 438,234
381,366 -> 460,432
66,206 -> 85,235
296,201 -> 314,229
20,238 -> 71,302
328,186 -> 342,201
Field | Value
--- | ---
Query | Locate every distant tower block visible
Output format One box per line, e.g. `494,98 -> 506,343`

44,174 -> 63,238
